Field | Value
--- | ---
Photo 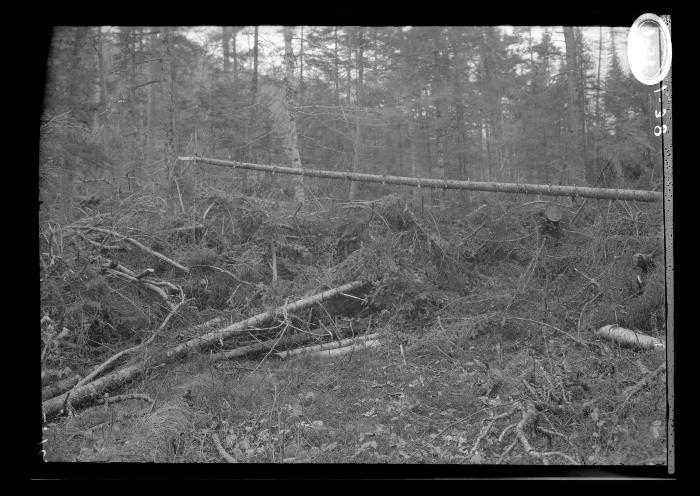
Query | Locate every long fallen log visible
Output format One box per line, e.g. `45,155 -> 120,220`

42,280 -> 367,417
275,333 -> 380,358
164,280 -> 366,361
208,333 -> 314,361
42,374 -> 81,400
179,156 -> 662,203
310,339 -> 381,358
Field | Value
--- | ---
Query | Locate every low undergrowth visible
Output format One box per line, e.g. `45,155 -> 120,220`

40,190 -> 668,466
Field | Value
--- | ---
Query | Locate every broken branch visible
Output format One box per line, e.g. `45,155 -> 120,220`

275,333 -> 380,358
74,226 -> 190,273
43,280 -> 367,417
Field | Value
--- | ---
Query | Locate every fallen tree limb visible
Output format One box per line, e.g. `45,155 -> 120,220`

158,224 -> 206,235
623,362 -> 667,401
95,392 -> 154,407
275,333 -> 380,358
595,325 -> 665,351
42,374 -> 81,400
209,333 -> 313,361
164,280 -> 366,361
77,231 -> 125,251
102,258 -> 181,294
189,264 -> 259,288
43,362 -> 144,418
505,317 -> 588,347
62,301 -> 186,412
107,268 -> 176,311
42,280 -> 367,417
140,277 -> 181,293
507,402 -> 579,465
309,339 -> 380,358
73,225 -> 190,273
190,315 -> 230,333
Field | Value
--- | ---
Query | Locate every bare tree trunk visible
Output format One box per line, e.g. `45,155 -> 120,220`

283,27 -> 305,203
408,112 -> 419,202
349,27 -> 364,201
397,121 -> 403,171
145,29 -> 159,178
299,26 -> 304,100
222,27 -> 230,74
126,28 -> 142,186
333,27 -> 340,105
232,27 -> 238,83
432,28 -> 448,180
576,28 -> 590,182
60,26 -> 88,223
99,28 -> 110,159
252,26 -> 259,94
349,109 -> 362,200
160,27 -> 183,215
593,25 -> 603,180
563,26 -> 586,185
92,28 -> 102,132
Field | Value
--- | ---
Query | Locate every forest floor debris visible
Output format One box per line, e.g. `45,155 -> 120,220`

40,190 -> 667,465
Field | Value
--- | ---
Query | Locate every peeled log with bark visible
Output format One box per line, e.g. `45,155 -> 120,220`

42,363 -> 143,418
310,339 -> 380,358
275,333 -> 380,358
596,325 -> 665,350
42,280 -> 367,417
209,333 -> 314,361
164,280 -> 366,361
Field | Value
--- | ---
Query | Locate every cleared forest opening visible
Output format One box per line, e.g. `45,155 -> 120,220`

40,183 -> 666,465
38,25 -> 670,470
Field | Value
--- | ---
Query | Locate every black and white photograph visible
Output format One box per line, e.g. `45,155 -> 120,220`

37,19 -> 673,477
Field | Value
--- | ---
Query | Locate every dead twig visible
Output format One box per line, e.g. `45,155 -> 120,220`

573,267 -> 601,292
435,402 -> 517,439
623,362 -> 666,402
577,293 -> 602,340
106,267 -> 177,311
505,317 -> 588,348
275,333 -> 380,358
508,402 -> 579,465
468,408 -> 516,458
72,225 -> 190,273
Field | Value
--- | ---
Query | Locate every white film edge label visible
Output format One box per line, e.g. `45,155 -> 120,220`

628,14 -> 672,85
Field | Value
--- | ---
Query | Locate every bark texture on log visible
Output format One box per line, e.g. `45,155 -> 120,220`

179,157 -> 662,202
42,280 -> 366,417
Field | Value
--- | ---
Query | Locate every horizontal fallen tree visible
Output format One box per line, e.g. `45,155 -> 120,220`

42,374 -> 81,400
209,333 -> 314,362
180,156 -> 662,203
164,280 -> 366,361
42,280 -> 368,417
275,333 -> 380,358
309,339 -> 381,358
